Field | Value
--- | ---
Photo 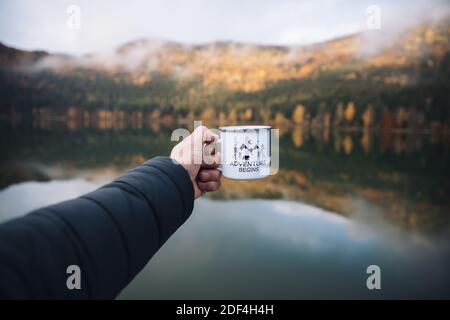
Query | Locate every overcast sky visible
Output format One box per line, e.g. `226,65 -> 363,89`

0,0 -> 448,55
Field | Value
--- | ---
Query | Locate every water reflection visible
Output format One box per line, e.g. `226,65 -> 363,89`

0,179 -> 98,222
2,87 -> 450,299
1,179 -> 448,299
0,120 -> 449,235
122,199 -> 450,299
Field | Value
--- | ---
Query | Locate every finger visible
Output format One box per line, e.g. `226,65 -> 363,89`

202,151 -> 221,168
204,127 -> 220,144
197,180 -> 221,192
206,133 -> 218,145
198,169 -> 222,182
194,125 -> 220,144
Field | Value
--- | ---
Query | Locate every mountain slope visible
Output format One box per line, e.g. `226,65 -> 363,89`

0,18 -> 449,127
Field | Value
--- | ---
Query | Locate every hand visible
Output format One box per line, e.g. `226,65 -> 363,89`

170,125 -> 222,199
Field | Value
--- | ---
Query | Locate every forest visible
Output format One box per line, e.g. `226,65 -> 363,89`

0,17 -> 449,130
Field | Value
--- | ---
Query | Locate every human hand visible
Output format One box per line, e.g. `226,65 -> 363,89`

170,125 -> 222,199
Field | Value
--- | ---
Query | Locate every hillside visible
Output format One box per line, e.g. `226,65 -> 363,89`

0,17 -> 449,129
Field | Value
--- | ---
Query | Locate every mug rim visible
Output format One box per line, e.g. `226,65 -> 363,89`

219,125 -> 271,131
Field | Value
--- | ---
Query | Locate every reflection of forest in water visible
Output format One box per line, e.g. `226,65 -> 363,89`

0,118 -> 449,234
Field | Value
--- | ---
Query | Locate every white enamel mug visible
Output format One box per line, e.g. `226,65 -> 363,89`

218,125 -> 271,180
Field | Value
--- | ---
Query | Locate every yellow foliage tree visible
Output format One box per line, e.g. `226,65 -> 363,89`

361,104 -> 374,128
243,108 -> 253,121
291,126 -> 304,147
228,109 -> 238,122
342,135 -> 353,155
200,107 -> 216,122
292,105 -> 306,124
344,102 -> 356,124
275,112 -> 287,124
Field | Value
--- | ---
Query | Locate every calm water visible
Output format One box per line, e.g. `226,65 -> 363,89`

0,121 -> 449,299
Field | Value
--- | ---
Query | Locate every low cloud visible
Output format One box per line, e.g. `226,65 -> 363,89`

359,0 -> 450,57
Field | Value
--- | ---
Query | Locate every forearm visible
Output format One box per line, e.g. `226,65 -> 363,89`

0,157 -> 194,299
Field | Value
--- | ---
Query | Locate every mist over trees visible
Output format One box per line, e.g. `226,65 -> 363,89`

0,18 -> 449,130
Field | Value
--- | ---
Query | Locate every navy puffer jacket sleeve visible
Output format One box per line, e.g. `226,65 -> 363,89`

0,156 -> 195,299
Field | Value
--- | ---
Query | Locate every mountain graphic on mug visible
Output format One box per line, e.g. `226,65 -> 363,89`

220,125 -> 271,180
234,138 -> 266,161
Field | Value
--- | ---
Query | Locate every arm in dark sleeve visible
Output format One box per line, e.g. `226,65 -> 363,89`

0,156 -> 194,299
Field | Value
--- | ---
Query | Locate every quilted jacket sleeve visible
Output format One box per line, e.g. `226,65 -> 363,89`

0,156 -> 195,299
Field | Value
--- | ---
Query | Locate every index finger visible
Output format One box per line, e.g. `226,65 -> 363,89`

204,128 -> 219,144
194,125 -> 220,144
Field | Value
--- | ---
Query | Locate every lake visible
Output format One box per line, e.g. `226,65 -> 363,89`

0,120 -> 449,299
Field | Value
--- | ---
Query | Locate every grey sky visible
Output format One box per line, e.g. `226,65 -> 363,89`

0,0 -> 448,55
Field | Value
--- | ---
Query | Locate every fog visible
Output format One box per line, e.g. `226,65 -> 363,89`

1,0 -> 448,56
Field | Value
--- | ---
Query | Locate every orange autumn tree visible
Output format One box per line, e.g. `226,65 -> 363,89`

228,108 -> 238,123
200,107 -> 216,123
242,108 -> 253,121
292,104 -> 306,124
344,101 -> 356,125
362,104 -> 375,128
